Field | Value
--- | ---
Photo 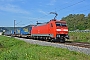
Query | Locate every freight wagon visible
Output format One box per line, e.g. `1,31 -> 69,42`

4,25 -> 33,37
15,27 -> 32,37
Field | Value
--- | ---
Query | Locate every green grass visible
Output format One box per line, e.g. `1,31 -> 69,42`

0,35 -> 90,60
69,32 -> 90,43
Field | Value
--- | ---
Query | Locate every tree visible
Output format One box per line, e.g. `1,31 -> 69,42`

62,13 -> 90,30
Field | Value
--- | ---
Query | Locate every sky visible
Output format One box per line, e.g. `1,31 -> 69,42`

0,0 -> 90,27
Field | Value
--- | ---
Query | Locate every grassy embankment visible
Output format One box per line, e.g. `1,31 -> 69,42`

0,35 -> 90,60
69,32 -> 90,43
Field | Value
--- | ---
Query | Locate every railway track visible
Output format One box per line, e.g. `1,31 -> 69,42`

64,42 -> 90,48
53,41 -> 90,48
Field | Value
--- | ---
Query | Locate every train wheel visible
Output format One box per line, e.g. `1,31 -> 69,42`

19,35 -> 21,38
36,36 -> 38,40
27,36 -> 30,39
48,37 -> 52,42
60,38 -> 65,43
46,37 -> 50,42
33,37 -> 36,40
45,37 -> 48,41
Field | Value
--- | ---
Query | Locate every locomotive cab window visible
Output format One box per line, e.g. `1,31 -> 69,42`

56,22 -> 67,27
61,23 -> 67,26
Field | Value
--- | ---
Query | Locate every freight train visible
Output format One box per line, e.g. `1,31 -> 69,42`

4,19 -> 69,43
4,13 -> 69,43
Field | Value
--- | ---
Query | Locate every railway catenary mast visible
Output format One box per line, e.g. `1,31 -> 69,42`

14,20 -> 16,34
31,12 -> 69,43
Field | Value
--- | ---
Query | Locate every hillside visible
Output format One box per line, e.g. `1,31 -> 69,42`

62,13 -> 90,30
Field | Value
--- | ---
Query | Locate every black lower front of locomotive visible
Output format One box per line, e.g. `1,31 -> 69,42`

55,34 -> 69,43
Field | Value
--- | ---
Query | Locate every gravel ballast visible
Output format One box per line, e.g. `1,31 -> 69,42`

15,37 -> 90,55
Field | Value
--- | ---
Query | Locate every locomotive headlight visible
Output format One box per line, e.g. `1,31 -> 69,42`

64,29 -> 68,31
56,29 -> 61,31
56,29 -> 68,31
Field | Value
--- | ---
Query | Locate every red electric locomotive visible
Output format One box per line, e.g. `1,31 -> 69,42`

31,19 -> 69,42
31,12 -> 69,42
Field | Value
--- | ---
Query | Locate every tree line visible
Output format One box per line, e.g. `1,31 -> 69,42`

62,13 -> 90,31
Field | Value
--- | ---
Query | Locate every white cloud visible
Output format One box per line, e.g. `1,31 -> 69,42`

0,4 -> 30,14
39,10 -> 48,15
29,18 -> 49,20
0,0 -> 28,14
47,0 -> 56,6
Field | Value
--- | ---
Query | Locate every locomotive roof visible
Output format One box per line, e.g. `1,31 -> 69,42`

50,19 -> 66,23
57,20 -> 66,23
36,19 -> 66,26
